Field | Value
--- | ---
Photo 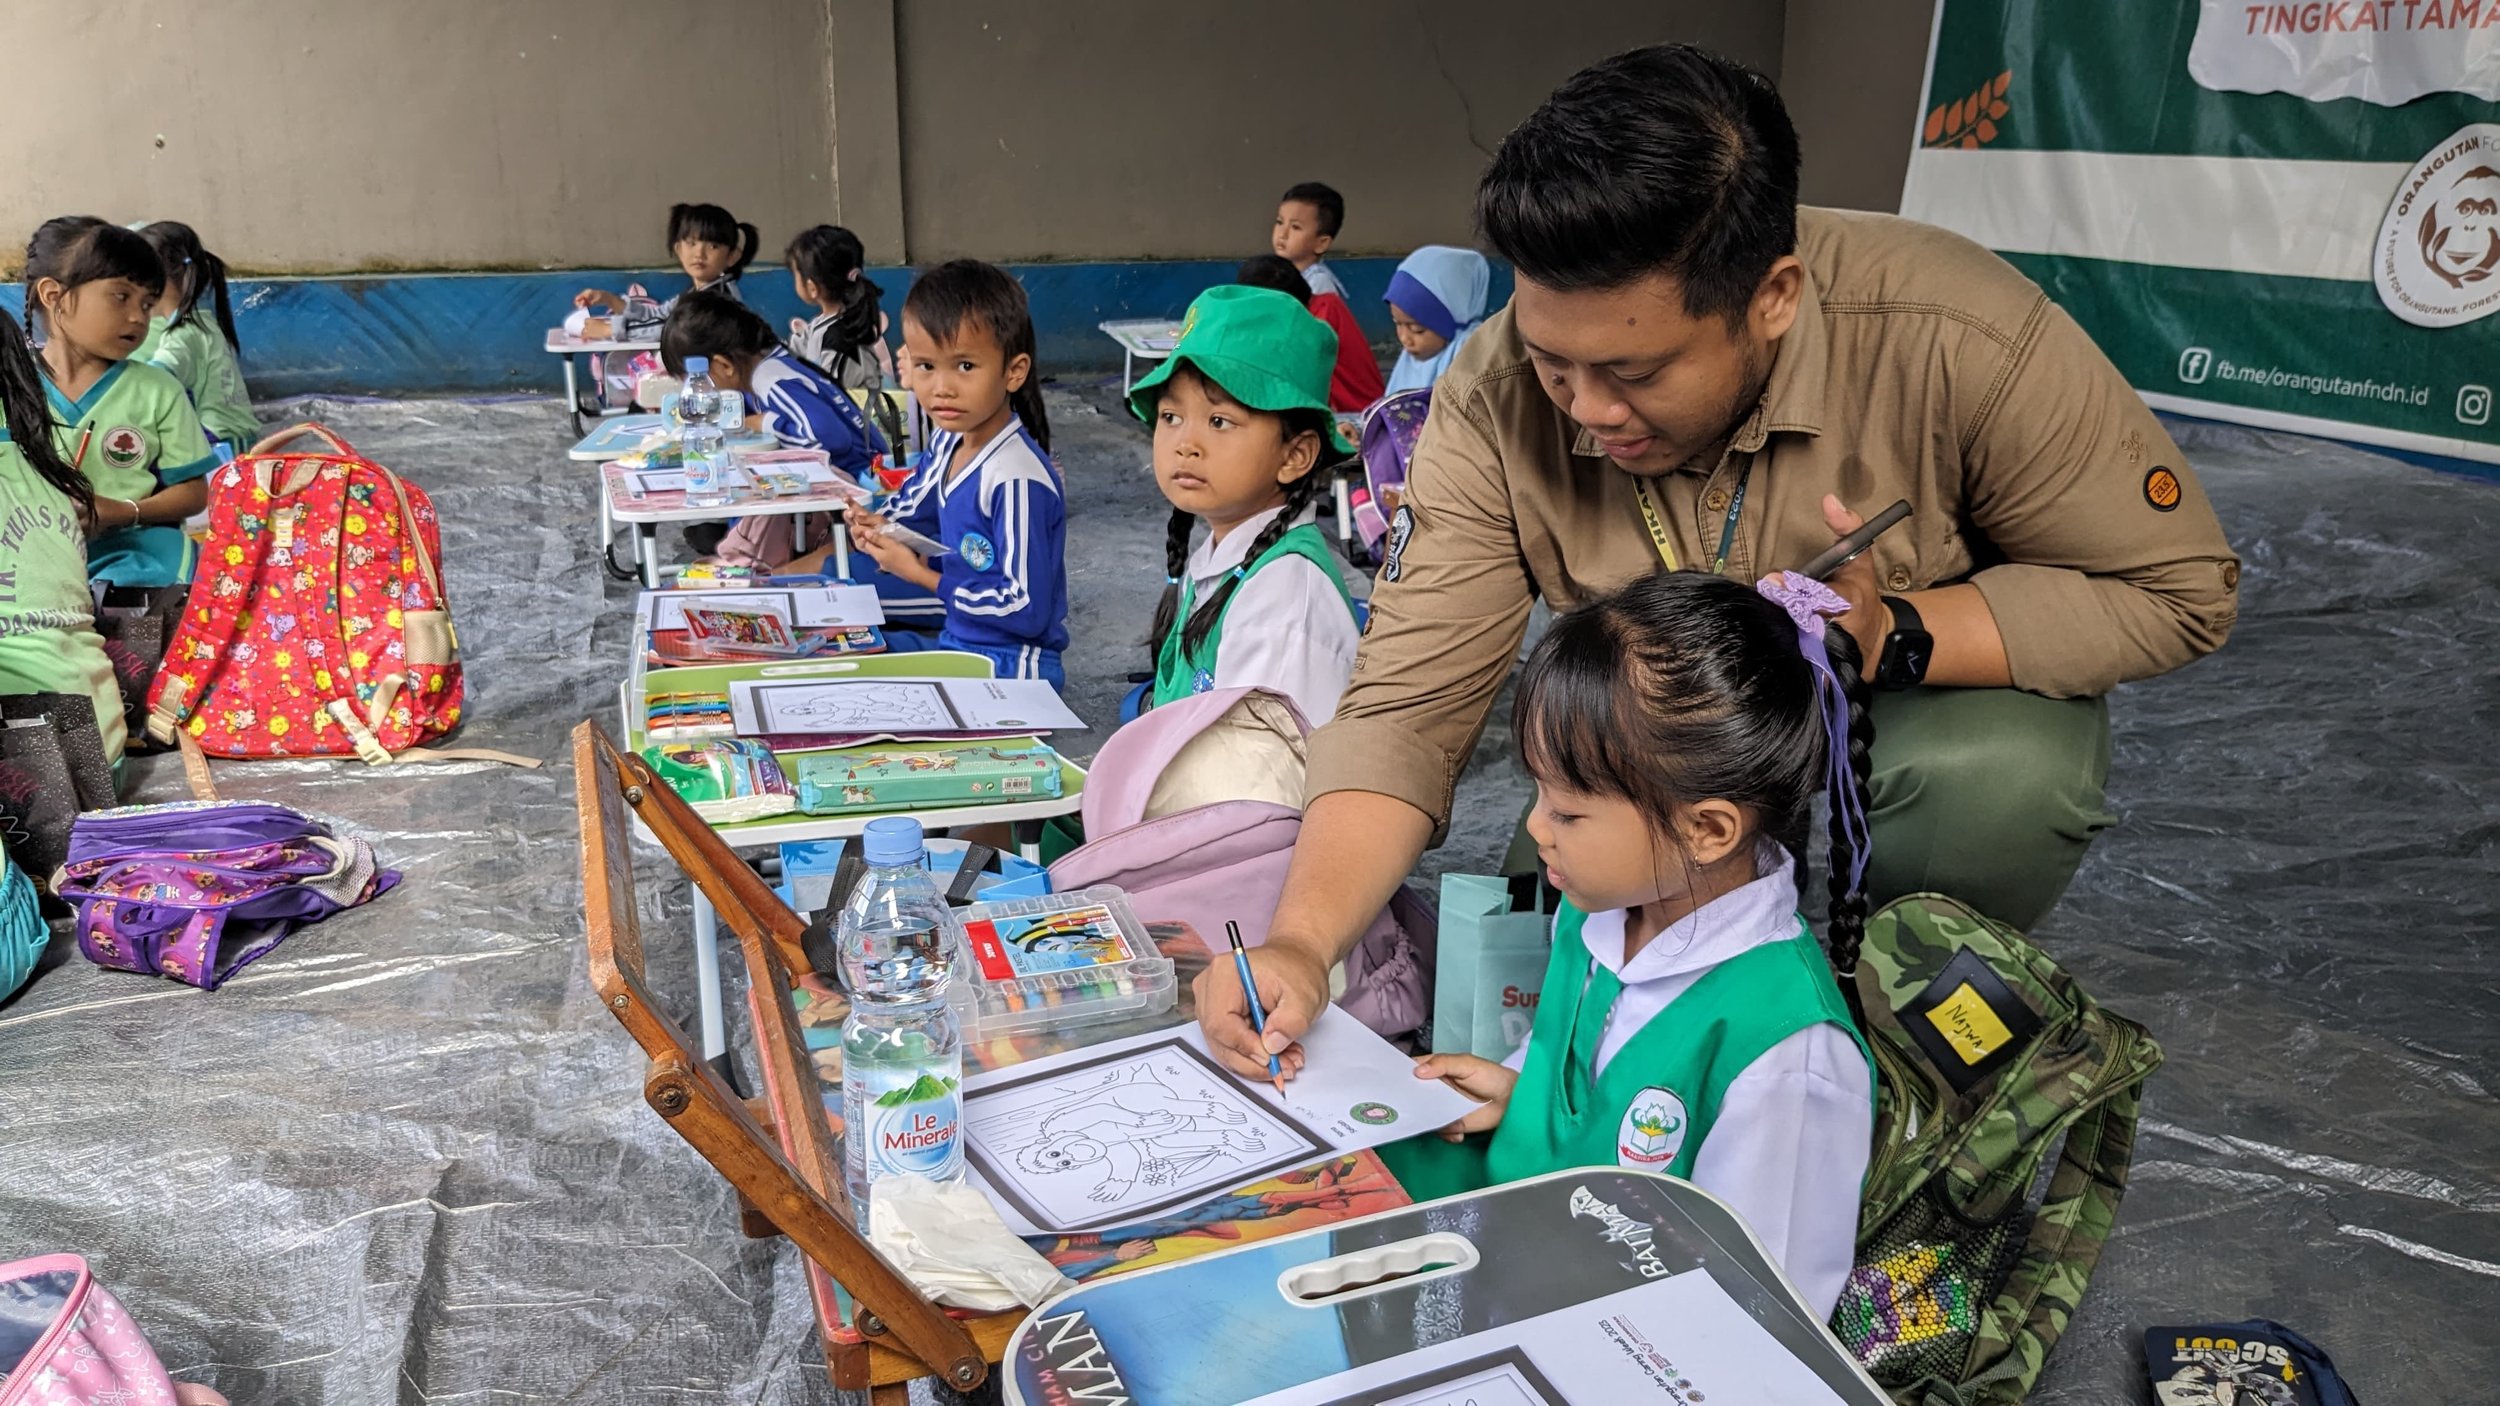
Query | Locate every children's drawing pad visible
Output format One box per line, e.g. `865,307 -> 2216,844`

1005,1169 -> 1890,1406
641,585 -> 884,632
960,1008 -> 1474,1236
727,676 -> 1083,737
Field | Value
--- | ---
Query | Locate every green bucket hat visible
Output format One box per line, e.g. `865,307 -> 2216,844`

1128,284 -> 1356,454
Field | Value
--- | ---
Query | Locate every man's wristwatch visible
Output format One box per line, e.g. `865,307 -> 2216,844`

1873,595 -> 1934,690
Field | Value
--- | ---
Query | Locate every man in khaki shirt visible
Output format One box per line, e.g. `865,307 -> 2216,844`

1200,44 -> 2237,1077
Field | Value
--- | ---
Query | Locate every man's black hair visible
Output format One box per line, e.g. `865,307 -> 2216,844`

1476,44 -> 1799,323
1234,254 -> 1312,307
1280,182 -> 1344,239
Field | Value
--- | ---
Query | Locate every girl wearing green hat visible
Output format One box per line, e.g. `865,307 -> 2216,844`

1131,285 -> 1363,725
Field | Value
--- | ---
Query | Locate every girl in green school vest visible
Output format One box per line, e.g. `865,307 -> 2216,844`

1130,285 -> 1361,726
23,217 -> 218,588
1385,569 -> 1879,1317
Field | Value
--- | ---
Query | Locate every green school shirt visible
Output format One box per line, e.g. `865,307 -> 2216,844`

1382,902 -> 1872,1201
0,431 -> 126,763
46,360 -> 217,589
1149,522 -> 1355,708
137,315 -> 259,449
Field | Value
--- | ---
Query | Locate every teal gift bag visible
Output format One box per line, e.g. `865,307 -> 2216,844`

1430,872 -> 1559,1061
1,840 -> 46,1001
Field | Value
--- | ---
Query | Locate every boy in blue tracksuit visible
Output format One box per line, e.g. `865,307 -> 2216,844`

798,260 -> 1068,684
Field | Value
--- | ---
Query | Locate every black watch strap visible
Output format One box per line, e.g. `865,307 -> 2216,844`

1875,595 -> 1932,690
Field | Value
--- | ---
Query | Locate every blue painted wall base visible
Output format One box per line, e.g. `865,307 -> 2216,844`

0,258 -> 1514,400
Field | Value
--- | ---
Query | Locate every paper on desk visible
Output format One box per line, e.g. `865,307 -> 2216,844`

959,1007 -> 1472,1235
643,585 -> 884,631
727,676 -> 1083,738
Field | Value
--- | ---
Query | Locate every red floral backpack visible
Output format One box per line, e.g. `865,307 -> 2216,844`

145,424 -> 476,762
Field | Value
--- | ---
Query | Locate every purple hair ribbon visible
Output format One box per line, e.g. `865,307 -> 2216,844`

1756,571 -> 1871,899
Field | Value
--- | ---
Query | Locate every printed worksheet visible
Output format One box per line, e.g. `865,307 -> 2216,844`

962,1007 -> 1475,1235
643,585 -> 884,632
727,676 -> 1084,737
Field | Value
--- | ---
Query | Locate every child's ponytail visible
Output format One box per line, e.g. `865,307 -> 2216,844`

730,221 -> 760,281
1820,627 -> 1876,975
138,221 -> 240,352
786,226 -> 886,373
0,309 -> 95,528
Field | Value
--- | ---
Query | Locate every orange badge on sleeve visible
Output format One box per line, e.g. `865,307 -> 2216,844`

2143,466 -> 2182,512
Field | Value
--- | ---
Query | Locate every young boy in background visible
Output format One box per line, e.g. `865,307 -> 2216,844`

1272,182 -> 1383,412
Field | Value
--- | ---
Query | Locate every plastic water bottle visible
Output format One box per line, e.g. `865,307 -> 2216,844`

679,355 -> 734,508
837,817 -> 967,1222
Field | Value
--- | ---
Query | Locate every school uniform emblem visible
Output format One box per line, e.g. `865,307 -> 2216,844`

958,531 -> 996,571
1617,1087 -> 1689,1169
100,426 -> 150,471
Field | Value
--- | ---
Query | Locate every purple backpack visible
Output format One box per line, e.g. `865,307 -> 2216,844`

1350,389 -> 1431,550
1050,687 -> 1434,1040
53,802 -> 399,990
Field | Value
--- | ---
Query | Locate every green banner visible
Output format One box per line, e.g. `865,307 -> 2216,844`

1904,0 -> 2500,463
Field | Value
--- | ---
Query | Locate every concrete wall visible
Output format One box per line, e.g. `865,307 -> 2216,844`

0,0 -> 837,274
1783,0 -> 1938,213
891,1 -> 1788,262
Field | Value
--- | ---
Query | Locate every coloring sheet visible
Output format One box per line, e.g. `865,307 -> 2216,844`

1238,1272 -> 1852,1406
963,1007 -> 1476,1235
727,677 -> 1084,737
878,521 -> 953,558
643,585 -> 884,632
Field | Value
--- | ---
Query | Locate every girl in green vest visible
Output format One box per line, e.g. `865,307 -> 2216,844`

1386,569 -> 1879,1317
1128,285 -> 1362,725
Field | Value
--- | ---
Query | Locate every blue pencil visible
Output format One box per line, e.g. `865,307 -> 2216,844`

1226,920 -> 1286,1096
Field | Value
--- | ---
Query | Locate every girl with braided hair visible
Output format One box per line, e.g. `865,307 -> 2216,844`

1128,285 -> 1361,725
1383,568 -> 1878,1319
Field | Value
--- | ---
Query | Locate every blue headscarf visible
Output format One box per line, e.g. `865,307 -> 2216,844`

1383,245 -> 1491,394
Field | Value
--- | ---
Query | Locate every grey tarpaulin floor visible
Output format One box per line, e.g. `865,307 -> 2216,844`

1,389 -> 2494,1403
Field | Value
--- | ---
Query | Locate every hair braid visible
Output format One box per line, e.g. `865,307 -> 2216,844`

1822,628 -> 1877,975
1147,506 -> 1195,656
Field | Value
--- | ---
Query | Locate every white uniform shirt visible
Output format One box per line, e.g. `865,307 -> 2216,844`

1504,845 -> 1873,1318
1181,502 -> 1360,725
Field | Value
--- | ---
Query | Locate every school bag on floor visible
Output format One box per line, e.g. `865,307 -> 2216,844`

0,1253 -> 228,1404
1829,893 -> 2164,1406
1047,686 -> 1433,1039
144,424 -> 470,762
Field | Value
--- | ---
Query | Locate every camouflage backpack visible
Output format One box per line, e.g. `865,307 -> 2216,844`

1829,893 -> 2164,1405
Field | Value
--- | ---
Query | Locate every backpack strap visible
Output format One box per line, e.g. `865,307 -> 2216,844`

144,459 -> 307,745
1957,1082 -> 2143,1406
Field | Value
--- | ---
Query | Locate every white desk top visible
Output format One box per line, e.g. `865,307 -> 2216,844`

545,328 -> 661,354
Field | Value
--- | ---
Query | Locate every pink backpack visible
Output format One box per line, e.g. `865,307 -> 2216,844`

0,1255 -> 227,1405
1049,687 -> 1433,1040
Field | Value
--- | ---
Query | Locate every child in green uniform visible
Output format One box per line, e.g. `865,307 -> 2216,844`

1387,570 -> 1879,1317
0,307 -> 125,764
1128,285 -> 1362,726
23,217 -> 217,589
135,221 -> 258,452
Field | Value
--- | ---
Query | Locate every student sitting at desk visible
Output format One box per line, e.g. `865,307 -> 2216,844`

789,261 -> 1068,685
574,201 -> 759,325
1384,571 -> 1877,1318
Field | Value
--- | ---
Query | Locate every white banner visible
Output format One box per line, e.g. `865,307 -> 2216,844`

2189,0 -> 2500,106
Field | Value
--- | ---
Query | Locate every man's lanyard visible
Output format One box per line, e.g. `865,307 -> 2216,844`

1635,463 -> 1753,575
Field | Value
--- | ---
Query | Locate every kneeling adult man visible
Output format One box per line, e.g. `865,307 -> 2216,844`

1202,44 -> 2237,1077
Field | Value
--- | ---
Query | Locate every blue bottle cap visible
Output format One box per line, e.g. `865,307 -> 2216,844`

862,816 -> 925,866
684,355 -> 709,376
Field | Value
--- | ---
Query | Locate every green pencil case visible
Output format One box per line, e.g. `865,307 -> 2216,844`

794,743 -> 1063,815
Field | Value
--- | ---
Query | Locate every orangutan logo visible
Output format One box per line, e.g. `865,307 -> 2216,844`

2377,125 -> 2500,329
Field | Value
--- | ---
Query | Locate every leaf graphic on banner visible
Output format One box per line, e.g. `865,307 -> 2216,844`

1925,69 -> 2015,149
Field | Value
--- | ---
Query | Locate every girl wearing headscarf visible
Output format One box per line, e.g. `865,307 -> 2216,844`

1382,245 -> 1491,395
